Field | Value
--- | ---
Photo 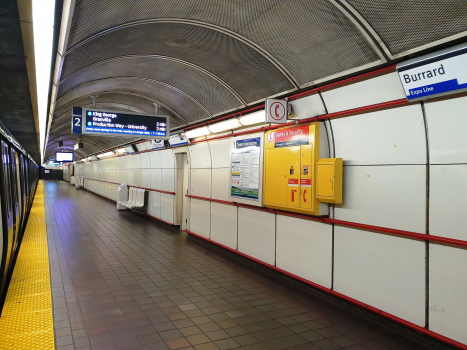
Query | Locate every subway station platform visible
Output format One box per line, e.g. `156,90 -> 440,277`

18,179 -> 433,350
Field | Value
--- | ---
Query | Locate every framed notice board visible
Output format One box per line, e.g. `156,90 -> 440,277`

230,133 -> 264,206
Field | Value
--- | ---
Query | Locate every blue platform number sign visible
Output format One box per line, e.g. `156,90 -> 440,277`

72,107 -> 83,134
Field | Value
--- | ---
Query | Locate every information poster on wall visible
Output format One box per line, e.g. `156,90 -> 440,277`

231,137 -> 261,200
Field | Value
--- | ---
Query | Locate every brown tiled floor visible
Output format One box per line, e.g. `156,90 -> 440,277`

45,181 -> 429,350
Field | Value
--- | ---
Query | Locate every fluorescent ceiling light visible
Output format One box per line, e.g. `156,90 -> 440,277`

97,151 -> 115,159
116,148 -> 127,154
185,126 -> 211,139
239,110 -> 265,126
32,0 -> 55,162
208,119 -> 241,133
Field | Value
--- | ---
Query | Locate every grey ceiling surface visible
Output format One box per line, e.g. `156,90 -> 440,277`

47,0 -> 467,160
0,0 -> 40,163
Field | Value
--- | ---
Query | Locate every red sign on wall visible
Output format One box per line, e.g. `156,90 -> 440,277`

288,178 -> 299,186
300,179 -> 311,187
274,125 -> 309,148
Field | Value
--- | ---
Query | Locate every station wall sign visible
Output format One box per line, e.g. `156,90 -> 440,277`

71,107 -> 169,139
266,99 -> 288,124
397,43 -> 467,101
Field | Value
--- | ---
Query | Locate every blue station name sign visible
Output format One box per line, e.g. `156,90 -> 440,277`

71,108 -> 169,139
397,43 -> 467,101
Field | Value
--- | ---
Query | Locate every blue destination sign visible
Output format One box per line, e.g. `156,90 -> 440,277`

397,43 -> 467,101
72,108 -> 170,139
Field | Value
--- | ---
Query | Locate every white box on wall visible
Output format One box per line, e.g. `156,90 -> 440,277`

334,226 -> 426,326
276,215 -> 332,288
237,207 -> 275,265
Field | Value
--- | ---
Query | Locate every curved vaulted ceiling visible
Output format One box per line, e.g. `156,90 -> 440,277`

46,0 -> 467,160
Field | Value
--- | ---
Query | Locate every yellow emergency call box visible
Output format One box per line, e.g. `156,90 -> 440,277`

263,122 -> 342,216
316,158 -> 343,204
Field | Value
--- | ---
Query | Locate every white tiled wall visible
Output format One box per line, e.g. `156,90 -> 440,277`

429,245 -> 467,345
73,72 -> 467,347
334,226 -> 426,326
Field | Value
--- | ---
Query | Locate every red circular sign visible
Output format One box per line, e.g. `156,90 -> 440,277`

269,102 -> 285,121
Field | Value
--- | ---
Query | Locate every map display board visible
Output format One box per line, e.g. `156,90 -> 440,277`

231,137 -> 261,201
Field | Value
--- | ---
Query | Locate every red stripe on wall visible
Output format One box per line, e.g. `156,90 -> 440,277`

185,229 -> 467,350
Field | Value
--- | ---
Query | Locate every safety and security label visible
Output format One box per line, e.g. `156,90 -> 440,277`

288,179 -> 299,186
397,43 -> 467,100
231,137 -> 261,200
300,179 -> 311,187
274,125 -> 309,148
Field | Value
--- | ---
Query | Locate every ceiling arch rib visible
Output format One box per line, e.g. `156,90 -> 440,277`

57,55 -> 247,112
55,77 -> 209,124
60,21 -> 296,105
65,0 -> 381,88
67,19 -> 300,89
53,92 -> 185,125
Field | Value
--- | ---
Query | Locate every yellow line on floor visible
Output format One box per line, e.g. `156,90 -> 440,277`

0,181 -> 54,349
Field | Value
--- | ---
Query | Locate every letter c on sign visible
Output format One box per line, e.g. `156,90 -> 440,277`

270,102 -> 285,121
267,132 -> 274,142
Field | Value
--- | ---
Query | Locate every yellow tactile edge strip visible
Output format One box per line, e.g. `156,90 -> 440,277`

0,182 -> 54,349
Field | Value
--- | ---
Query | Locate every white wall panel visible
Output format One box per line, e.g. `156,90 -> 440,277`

134,169 -> 142,187
238,208 -> 275,265
211,168 -> 230,201
140,153 -> 150,168
150,169 -> 161,190
429,244 -> 467,345
334,226 -> 425,326
210,203 -> 237,249
430,165 -> 467,241
209,139 -> 231,168
189,199 -> 210,238
190,169 -> 211,198
133,154 -> 142,169
425,96 -> 467,164
160,149 -> 175,168
141,169 -> 150,188
161,169 -> 175,192
276,215 -> 332,288
149,151 -> 162,169
161,193 -> 174,224
289,93 -> 326,120
148,191 -> 161,219
189,143 -> 212,169
335,165 -> 426,233
322,72 -> 405,113
332,105 -> 426,165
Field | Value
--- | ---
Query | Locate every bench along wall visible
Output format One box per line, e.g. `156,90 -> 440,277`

74,69 -> 467,347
